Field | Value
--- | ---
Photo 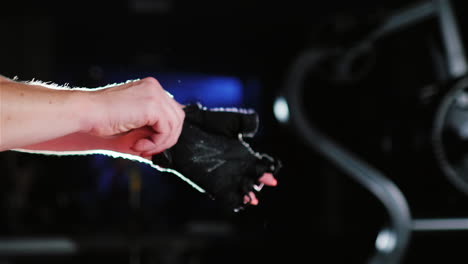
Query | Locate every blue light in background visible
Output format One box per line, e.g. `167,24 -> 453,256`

159,74 -> 244,107
108,71 -> 246,108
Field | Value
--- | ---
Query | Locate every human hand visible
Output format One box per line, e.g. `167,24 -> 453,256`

87,77 -> 185,157
243,172 -> 278,205
152,103 -> 281,211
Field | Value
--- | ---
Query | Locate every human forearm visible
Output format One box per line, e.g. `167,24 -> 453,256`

0,78 -> 90,151
21,132 -> 109,152
1,76 -> 184,158
20,131 -> 143,157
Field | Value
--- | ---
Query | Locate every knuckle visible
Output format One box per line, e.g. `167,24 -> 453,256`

142,111 -> 153,125
141,78 -> 164,97
141,76 -> 160,86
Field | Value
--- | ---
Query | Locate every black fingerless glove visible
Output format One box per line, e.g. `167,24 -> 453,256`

152,103 -> 281,212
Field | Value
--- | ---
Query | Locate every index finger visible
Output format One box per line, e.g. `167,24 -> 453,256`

258,172 -> 277,186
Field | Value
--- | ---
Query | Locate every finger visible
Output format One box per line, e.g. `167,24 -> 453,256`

248,192 -> 259,205
258,173 -> 277,186
132,137 -> 157,153
148,132 -> 171,155
145,117 -> 174,155
167,101 -> 184,146
171,99 -> 186,121
243,194 -> 250,204
153,101 -> 183,151
148,121 -> 179,155
171,97 -> 185,119
124,127 -> 155,154
173,113 -> 184,144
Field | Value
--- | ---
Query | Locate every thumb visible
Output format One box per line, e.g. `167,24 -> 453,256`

132,138 -> 157,153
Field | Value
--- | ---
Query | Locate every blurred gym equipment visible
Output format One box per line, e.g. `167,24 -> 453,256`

279,0 -> 468,263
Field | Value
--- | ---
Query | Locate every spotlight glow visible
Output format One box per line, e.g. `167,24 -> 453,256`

273,96 -> 290,123
375,229 -> 396,253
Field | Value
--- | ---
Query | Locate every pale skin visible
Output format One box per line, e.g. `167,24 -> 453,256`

0,75 -> 277,205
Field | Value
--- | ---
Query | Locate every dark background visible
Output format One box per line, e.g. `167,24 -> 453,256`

2,0 -> 468,263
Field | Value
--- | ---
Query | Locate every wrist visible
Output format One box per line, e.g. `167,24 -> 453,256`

71,90 -> 97,134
